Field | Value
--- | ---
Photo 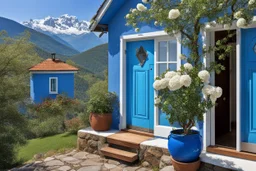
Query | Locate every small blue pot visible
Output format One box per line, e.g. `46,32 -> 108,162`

168,129 -> 202,163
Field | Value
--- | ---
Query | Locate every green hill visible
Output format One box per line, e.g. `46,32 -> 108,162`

71,43 -> 108,75
0,17 -> 79,56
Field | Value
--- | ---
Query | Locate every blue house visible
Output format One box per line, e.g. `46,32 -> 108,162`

29,54 -> 78,103
89,0 -> 256,169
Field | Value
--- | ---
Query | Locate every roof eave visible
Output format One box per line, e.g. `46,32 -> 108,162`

89,0 -> 112,32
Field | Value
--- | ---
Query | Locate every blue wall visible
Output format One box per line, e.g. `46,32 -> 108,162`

30,73 -> 75,103
107,0 -> 204,137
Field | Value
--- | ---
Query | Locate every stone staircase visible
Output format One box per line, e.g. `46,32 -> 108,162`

100,130 -> 153,163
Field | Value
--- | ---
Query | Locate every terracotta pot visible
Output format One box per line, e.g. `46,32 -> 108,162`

171,156 -> 201,171
89,113 -> 112,131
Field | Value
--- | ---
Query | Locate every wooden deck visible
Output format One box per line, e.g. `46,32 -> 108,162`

207,146 -> 256,161
101,130 -> 153,163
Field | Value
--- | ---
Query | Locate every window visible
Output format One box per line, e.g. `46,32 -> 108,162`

49,77 -> 58,94
154,37 -> 181,137
156,39 -> 179,75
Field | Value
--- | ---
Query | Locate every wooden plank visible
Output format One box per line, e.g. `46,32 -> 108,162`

101,147 -> 138,163
207,146 -> 256,161
107,131 -> 152,149
121,129 -> 154,137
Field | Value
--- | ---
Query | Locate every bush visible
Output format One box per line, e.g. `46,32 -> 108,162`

87,92 -> 118,114
65,117 -> 83,134
29,117 -> 64,138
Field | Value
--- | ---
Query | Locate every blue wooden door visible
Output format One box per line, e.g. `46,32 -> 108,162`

241,28 -> 256,145
126,40 -> 154,131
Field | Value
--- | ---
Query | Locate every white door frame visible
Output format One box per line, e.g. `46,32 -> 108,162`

201,23 -> 242,151
119,31 -> 182,137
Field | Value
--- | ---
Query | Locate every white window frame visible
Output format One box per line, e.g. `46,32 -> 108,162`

49,77 -> 58,94
154,37 -> 181,138
119,31 -> 182,138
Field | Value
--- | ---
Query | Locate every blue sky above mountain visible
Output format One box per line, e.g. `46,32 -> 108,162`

0,0 -> 103,22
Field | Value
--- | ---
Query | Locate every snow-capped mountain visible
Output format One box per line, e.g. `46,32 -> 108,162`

23,14 -> 107,52
23,14 -> 90,35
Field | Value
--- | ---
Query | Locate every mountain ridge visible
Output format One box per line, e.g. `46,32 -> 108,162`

0,16 -> 79,56
23,14 -> 107,52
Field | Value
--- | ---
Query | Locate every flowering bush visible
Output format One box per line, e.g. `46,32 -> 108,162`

126,0 -> 255,134
65,117 -> 83,133
32,95 -> 79,119
154,65 -> 222,134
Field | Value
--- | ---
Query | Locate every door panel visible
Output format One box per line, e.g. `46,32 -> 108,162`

126,40 -> 154,131
241,28 -> 256,150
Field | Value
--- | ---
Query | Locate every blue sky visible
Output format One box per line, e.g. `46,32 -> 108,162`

0,0 -> 104,22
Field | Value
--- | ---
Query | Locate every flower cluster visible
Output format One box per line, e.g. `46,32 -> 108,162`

153,63 -> 222,105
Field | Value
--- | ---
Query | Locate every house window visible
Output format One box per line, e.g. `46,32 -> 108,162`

49,77 -> 58,94
154,37 -> 181,136
156,39 -> 179,75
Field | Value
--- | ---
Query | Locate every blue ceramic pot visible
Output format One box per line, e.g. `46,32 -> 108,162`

168,129 -> 202,163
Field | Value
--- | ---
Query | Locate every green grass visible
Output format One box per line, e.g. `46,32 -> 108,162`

17,133 -> 77,162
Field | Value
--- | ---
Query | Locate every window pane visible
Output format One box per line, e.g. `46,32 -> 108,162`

168,63 -> 177,71
158,41 -> 167,61
51,79 -> 56,92
168,40 -> 177,61
158,63 -> 167,75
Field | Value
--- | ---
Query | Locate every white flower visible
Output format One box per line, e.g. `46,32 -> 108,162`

249,0 -> 255,5
210,21 -> 217,27
210,94 -> 217,104
184,63 -> 193,71
214,87 -> 223,98
137,3 -> 147,11
202,85 -> 215,96
132,9 -> 137,13
234,11 -> 242,19
168,9 -> 180,20
205,23 -> 211,30
153,80 -> 162,90
180,75 -> 192,87
198,70 -> 210,83
165,71 -> 177,79
142,0 -> 149,3
154,21 -> 158,26
237,18 -> 247,28
218,3 -> 223,9
160,78 -> 170,89
155,97 -> 161,105
224,24 -> 231,29
252,16 -> 256,23
135,28 -> 140,32
179,54 -> 186,60
126,14 -> 130,19
168,75 -> 182,91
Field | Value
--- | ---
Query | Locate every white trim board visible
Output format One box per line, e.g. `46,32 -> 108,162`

202,26 -> 241,152
30,71 -> 77,74
90,0 -> 112,31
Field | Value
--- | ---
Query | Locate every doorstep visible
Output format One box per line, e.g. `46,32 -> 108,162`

77,127 -> 256,171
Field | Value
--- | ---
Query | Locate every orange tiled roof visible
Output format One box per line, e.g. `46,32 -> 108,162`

29,58 -> 79,71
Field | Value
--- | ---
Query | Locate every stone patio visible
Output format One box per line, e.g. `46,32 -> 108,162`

11,149 -> 174,171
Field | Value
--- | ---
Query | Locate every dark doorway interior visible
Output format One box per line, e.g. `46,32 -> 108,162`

215,30 -> 236,148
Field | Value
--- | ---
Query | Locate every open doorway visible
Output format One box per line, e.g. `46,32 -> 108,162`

215,30 -> 237,148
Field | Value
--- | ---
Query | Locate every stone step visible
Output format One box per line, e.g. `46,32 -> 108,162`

101,147 -> 138,163
107,131 -> 152,149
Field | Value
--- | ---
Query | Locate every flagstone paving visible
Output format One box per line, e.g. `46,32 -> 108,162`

11,150 -> 174,171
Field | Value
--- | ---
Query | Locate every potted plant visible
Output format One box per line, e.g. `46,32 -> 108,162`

126,0 -> 255,170
87,92 -> 117,131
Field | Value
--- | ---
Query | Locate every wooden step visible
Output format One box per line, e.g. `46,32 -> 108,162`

121,129 -> 154,137
107,131 -> 152,149
101,147 -> 138,163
